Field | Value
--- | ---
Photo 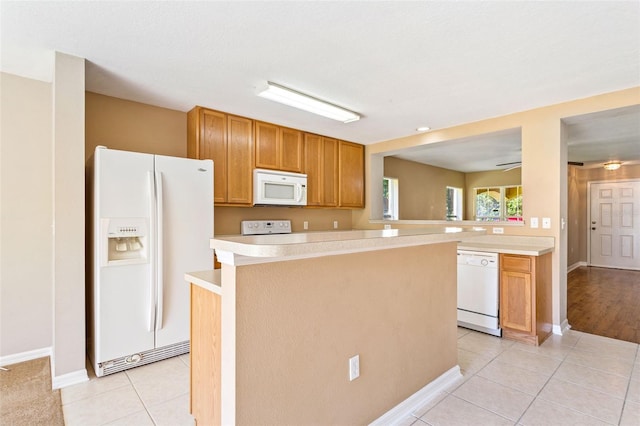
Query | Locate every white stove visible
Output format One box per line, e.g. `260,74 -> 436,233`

241,220 -> 292,235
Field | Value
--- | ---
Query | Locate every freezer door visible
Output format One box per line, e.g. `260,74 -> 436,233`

93,148 -> 155,362
153,155 -> 213,348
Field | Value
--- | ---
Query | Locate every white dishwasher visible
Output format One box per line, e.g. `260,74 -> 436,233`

457,250 -> 501,337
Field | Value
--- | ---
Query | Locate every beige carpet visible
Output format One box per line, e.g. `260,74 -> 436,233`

0,357 -> 64,425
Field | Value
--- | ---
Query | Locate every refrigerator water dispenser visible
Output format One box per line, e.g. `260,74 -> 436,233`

101,218 -> 149,266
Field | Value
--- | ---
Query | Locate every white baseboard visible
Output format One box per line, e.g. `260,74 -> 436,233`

567,261 -> 587,273
53,368 -> 89,389
553,319 -> 571,335
369,365 -> 463,425
0,346 -> 52,367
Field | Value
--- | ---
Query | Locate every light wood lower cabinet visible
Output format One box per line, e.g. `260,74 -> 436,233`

500,253 -> 552,345
190,284 -> 221,426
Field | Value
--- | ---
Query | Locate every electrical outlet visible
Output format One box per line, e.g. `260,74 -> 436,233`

349,355 -> 359,381
530,217 -> 539,228
542,217 -> 551,229
303,221 -> 308,230
384,224 -> 391,230
492,227 -> 504,234
333,221 -> 338,229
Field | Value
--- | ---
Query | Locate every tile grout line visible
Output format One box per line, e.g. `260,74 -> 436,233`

419,332 -> 517,424
526,334 -> 632,425
618,344 -> 640,426
121,369 -> 158,426
513,333 -> 580,425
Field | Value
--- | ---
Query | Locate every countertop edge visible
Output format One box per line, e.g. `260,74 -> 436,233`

457,243 -> 554,256
185,270 -> 221,295
214,232 -> 473,266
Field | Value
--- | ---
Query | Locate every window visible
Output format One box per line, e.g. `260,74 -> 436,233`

474,185 -> 523,222
383,177 -> 399,220
445,186 -> 463,220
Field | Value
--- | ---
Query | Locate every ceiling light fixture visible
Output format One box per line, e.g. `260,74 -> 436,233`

603,161 -> 622,171
257,81 -> 360,123
416,126 -> 431,132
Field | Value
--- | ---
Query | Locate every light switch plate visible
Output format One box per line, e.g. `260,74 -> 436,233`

542,217 -> 551,229
530,217 -> 539,228
492,227 -> 504,234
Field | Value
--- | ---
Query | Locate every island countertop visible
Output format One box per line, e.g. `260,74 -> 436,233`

211,227 -> 485,264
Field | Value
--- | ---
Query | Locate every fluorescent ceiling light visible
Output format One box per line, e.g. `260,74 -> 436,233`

603,161 -> 622,170
416,126 -> 431,132
257,82 -> 360,123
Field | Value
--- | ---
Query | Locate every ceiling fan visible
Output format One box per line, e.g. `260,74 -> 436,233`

496,161 -> 522,171
496,160 -> 584,171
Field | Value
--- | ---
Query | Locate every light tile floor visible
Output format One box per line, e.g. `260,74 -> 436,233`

61,354 -> 193,426
61,329 -> 640,425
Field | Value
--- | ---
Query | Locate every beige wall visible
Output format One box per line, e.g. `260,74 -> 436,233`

355,87 -> 640,331
52,52 -> 87,382
1,53 -> 87,386
384,156 -> 465,220
231,243 -> 458,425
214,206 -> 352,235
568,164 -> 640,267
0,72 -> 54,358
85,91 -> 187,162
567,166 -> 582,267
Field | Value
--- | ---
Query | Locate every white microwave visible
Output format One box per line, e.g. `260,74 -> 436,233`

253,169 -> 307,206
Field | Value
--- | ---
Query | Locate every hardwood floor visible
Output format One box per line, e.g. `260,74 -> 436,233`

567,266 -> 640,344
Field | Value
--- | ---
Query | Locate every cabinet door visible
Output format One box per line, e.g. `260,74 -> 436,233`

227,115 -> 253,205
254,121 -> 279,170
500,270 -> 533,333
280,128 -> 304,173
304,134 -> 323,206
200,109 -> 227,204
338,141 -> 364,208
322,137 -> 338,207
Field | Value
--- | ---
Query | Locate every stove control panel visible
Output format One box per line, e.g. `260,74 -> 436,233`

241,220 -> 292,235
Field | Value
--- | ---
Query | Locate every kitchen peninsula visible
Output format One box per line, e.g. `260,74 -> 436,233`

187,227 -> 484,425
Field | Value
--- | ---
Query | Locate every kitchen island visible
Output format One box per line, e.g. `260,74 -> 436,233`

187,227 -> 483,425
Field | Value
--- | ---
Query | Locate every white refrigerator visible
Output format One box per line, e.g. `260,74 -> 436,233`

88,147 -> 213,377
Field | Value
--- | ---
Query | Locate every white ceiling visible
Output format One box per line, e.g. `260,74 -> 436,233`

2,1 -> 639,169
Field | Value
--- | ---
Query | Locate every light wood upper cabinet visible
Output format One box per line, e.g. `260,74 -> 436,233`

255,121 -> 304,173
187,107 -> 254,206
499,253 -> 552,345
226,115 -> 254,205
189,106 -> 363,209
304,134 -> 338,207
338,141 -> 364,208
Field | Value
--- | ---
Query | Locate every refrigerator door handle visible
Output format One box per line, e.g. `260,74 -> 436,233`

147,171 -> 157,332
155,171 -> 164,331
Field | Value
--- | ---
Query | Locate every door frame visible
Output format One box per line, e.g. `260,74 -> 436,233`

586,178 -> 640,268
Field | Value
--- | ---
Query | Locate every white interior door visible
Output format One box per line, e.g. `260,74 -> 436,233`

590,180 -> 640,270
